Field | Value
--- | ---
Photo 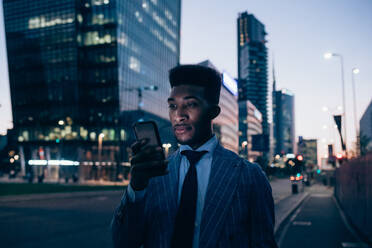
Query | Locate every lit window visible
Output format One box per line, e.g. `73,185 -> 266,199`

142,1 -> 149,12
135,11 -> 143,23
129,56 -> 141,72
90,132 -> 96,141
118,32 -> 128,46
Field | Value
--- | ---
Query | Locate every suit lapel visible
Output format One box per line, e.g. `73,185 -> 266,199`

199,144 -> 242,247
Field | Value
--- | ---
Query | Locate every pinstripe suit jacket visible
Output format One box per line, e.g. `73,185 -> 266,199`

111,143 -> 277,248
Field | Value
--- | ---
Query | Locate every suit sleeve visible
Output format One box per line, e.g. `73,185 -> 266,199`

110,187 -> 147,248
248,163 -> 278,248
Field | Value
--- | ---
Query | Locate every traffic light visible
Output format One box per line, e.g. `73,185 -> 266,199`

336,153 -> 345,164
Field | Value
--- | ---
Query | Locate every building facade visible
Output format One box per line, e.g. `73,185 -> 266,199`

239,100 -> 263,162
273,88 -> 296,155
297,137 -> 318,167
3,0 -> 181,181
360,99 -> 372,153
198,60 -> 239,154
237,12 -> 269,155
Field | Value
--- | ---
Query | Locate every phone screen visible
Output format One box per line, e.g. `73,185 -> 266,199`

133,121 -> 162,147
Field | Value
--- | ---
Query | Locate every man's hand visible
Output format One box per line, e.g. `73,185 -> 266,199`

129,139 -> 169,191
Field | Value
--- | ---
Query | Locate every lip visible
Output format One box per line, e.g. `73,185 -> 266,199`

174,124 -> 191,134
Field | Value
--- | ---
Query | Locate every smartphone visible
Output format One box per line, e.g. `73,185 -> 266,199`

133,121 -> 165,158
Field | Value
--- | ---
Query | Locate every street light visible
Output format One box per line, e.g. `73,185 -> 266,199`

162,143 -> 172,157
352,68 -> 360,156
98,133 -> 104,179
323,52 -> 348,157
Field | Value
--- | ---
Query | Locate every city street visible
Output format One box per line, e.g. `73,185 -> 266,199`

0,178 -> 293,248
0,190 -> 124,248
0,179 -> 369,248
277,184 -> 369,248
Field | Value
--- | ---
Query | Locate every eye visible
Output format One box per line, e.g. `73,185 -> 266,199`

186,102 -> 198,108
168,103 -> 176,110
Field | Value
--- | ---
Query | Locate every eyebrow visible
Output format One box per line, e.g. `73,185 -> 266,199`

167,96 -> 201,102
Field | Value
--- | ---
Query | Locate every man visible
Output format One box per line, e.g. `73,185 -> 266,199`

111,65 -> 277,248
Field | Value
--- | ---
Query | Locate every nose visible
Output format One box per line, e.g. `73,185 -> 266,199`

174,106 -> 187,122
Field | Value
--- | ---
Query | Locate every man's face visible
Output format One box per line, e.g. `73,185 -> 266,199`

168,85 -> 211,146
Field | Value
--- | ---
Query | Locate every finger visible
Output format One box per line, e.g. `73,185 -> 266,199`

131,146 -> 163,164
131,151 -> 164,165
131,139 -> 148,154
131,160 -> 168,172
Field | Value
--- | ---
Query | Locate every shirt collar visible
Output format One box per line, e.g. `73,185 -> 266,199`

179,135 -> 218,154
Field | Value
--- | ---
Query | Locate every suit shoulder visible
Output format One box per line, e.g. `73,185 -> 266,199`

240,160 -> 270,186
215,145 -> 241,162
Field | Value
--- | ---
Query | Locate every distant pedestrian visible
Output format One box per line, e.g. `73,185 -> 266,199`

111,64 -> 277,247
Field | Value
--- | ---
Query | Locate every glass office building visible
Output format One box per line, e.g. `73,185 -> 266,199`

3,0 -> 181,181
272,89 -> 296,155
237,12 -> 269,154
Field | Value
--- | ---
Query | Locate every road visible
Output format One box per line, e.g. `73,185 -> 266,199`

0,178 -> 303,248
277,184 -> 369,248
0,191 -> 124,248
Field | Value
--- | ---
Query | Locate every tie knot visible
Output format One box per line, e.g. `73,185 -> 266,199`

181,150 -> 208,166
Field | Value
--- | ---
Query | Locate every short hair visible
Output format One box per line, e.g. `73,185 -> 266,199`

169,64 -> 222,105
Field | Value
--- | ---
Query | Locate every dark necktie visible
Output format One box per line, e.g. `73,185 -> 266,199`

171,150 -> 208,248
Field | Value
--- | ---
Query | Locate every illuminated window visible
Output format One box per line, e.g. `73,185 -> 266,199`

135,11 -> 143,23
142,1 -> 149,12
90,132 -> 96,141
129,56 -> 141,72
118,32 -> 128,46
28,16 -> 74,29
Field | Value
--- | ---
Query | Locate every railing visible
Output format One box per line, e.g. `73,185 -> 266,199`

334,152 -> 372,243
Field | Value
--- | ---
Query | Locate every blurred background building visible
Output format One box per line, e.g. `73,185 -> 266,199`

272,87 -> 296,155
238,100 -> 263,162
237,12 -> 269,160
198,60 -> 239,154
297,136 -> 318,171
360,99 -> 372,154
3,0 -> 181,182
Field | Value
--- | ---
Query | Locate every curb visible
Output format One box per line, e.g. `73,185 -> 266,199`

274,192 -> 309,234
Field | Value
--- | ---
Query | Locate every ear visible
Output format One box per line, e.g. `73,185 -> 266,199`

208,105 -> 221,119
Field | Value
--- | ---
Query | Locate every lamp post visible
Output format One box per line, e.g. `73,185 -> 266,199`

324,52 -> 348,157
162,143 -> 172,157
98,133 -> 104,180
352,68 -> 360,156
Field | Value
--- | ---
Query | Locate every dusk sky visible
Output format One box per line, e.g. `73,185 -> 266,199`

1,0 -> 371,158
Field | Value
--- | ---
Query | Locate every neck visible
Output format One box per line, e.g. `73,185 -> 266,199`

190,132 -> 214,150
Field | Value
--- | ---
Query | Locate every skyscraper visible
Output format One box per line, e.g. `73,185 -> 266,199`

3,0 -> 181,180
273,88 -> 296,155
237,12 -> 269,153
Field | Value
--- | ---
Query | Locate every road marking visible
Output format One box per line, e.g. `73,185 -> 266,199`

341,242 -> 369,248
277,195 -> 310,247
292,221 -> 312,226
